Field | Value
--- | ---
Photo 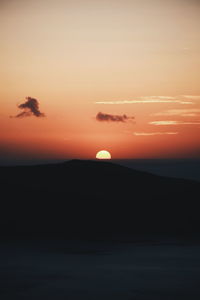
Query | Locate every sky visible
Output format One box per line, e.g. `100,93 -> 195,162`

0,0 -> 200,162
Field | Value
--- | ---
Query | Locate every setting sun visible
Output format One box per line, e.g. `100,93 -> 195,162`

96,150 -> 111,160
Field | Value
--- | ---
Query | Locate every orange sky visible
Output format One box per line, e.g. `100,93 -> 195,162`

0,0 -> 200,162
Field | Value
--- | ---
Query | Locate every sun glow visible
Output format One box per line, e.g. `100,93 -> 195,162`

96,150 -> 111,160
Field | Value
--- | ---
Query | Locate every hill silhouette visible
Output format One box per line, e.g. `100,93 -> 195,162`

0,159 -> 200,236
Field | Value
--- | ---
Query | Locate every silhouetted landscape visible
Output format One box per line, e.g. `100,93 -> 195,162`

0,159 -> 200,236
1,160 -> 200,299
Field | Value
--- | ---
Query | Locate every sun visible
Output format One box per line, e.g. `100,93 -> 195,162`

96,150 -> 111,160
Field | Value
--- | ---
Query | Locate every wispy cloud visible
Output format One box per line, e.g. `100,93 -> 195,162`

148,96 -> 176,100
149,120 -> 200,126
96,112 -> 134,122
153,109 -> 200,117
182,95 -> 200,100
95,96 -> 193,105
133,132 -> 178,136
11,97 -> 45,118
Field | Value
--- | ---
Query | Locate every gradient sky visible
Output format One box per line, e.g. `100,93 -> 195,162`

1,0 -> 200,162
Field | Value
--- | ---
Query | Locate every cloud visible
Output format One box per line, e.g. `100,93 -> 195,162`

148,96 -> 176,100
149,120 -> 200,126
153,109 -> 200,117
182,95 -> 200,100
133,132 -> 178,136
95,96 -> 193,105
96,112 -> 134,122
11,97 -> 45,118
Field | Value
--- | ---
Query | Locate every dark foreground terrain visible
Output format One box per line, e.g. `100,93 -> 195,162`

1,160 -> 200,299
0,159 -> 200,235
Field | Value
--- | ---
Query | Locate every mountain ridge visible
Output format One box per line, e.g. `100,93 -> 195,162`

0,160 -> 199,236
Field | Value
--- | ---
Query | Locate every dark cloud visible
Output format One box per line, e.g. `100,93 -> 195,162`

11,97 -> 45,118
96,112 -> 134,122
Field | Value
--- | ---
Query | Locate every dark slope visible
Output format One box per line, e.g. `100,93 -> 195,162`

0,159 -> 200,236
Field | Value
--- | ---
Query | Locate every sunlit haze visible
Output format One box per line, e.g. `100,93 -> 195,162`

1,0 -> 200,162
